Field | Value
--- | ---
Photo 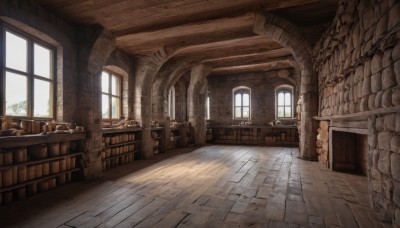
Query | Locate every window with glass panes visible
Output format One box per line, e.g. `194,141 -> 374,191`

276,89 -> 292,118
101,70 -> 121,120
168,86 -> 175,120
1,27 -> 54,118
206,96 -> 210,120
234,89 -> 250,119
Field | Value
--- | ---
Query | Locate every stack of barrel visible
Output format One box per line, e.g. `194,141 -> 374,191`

101,133 -> 136,170
0,141 -> 77,205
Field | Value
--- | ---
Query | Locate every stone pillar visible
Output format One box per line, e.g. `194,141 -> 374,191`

187,64 -> 212,146
134,46 -> 178,159
76,25 -> 116,178
253,12 -> 318,160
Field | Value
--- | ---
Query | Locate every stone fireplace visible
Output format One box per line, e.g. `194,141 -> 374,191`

329,127 -> 369,174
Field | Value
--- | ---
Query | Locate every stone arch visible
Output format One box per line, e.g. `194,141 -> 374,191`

105,50 -> 135,118
254,12 -> 318,160
152,61 -> 196,121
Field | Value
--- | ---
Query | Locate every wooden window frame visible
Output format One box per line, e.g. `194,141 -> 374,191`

102,69 -> 122,121
233,88 -> 251,119
276,88 -> 293,118
0,23 -> 56,120
168,86 -> 175,120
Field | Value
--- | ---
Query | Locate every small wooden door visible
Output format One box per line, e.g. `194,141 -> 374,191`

332,131 -> 357,171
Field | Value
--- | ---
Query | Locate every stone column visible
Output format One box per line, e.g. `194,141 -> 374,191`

134,46 -> 178,158
76,25 -> 116,178
187,64 -> 212,145
253,12 -> 318,160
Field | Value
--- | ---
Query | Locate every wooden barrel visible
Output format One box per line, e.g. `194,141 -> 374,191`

56,174 -> 66,185
17,166 -> 27,183
59,159 -> 66,172
50,161 -> 59,174
69,141 -> 77,152
42,162 -> 50,176
0,153 -> 3,166
65,157 -> 71,170
48,178 -> 56,189
29,144 -> 48,159
38,181 -> 49,192
32,121 -> 41,134
111,136 -> 116,145
106,160 -> 110,169
17,187 -> 27,200
3,151 -> 13,165
14,147 -> 27,163
3,191 -> 13,204
27,165 -> 36,181
47,142 -> 60,157
3,168 -> 13,187
12,167 -> 18,185
27,183 -> 37,196
59,141 -> 68,155
20,120 -> 32,133
70,157 -> 76,168
36,164 -> 43,178
66,172 -> 71,182
105,137 -> 110,145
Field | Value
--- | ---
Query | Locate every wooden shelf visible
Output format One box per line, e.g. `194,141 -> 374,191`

0,168 -> 80,193
0,152 -> 84,171
103,151 -> 137,161
313,105 -> 400,121
103,141 -> 138,149
102,128 -> 142,134
151,127 -> 164,131
152,137 -> 163,140
0,133 -> 86,149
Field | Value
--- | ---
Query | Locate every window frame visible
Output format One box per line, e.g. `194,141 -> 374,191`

1,23 -> 56,120
101,69 -> 122,121
206,95 -> 210,120
232,87 -> 251,120
276,86 -> 293,119
167,85 -> 175,120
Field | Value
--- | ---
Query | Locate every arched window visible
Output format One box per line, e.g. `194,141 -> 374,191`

233,87 -> 251,119
102,70 -> 122,120
276,86 -> 293,118
206,96 -> 210,120
168,86 -> 175,120
2,25 -> 55,118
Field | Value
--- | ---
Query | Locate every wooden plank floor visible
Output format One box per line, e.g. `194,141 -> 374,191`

0,145 -> 389,228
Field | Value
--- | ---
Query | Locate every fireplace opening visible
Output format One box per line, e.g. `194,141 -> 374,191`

331,130 -> 368,175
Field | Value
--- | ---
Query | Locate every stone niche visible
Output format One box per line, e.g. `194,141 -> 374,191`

330,128 -> 368,174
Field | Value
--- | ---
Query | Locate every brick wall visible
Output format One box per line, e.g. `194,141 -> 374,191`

313,0 -> 400,225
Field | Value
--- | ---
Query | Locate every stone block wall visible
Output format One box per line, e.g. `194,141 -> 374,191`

313,0 -> 400,225
208,70 -> 298,125
316,120 -> 329,167
0,0 -> 78,122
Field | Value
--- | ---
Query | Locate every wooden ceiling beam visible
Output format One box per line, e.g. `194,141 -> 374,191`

211,60 -> 297,75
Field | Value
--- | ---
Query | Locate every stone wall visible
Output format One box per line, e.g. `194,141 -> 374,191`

208,70 -> 298,125
313,0 -> 400,225
0,0 -> 78,122
316,120 -> 329,167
